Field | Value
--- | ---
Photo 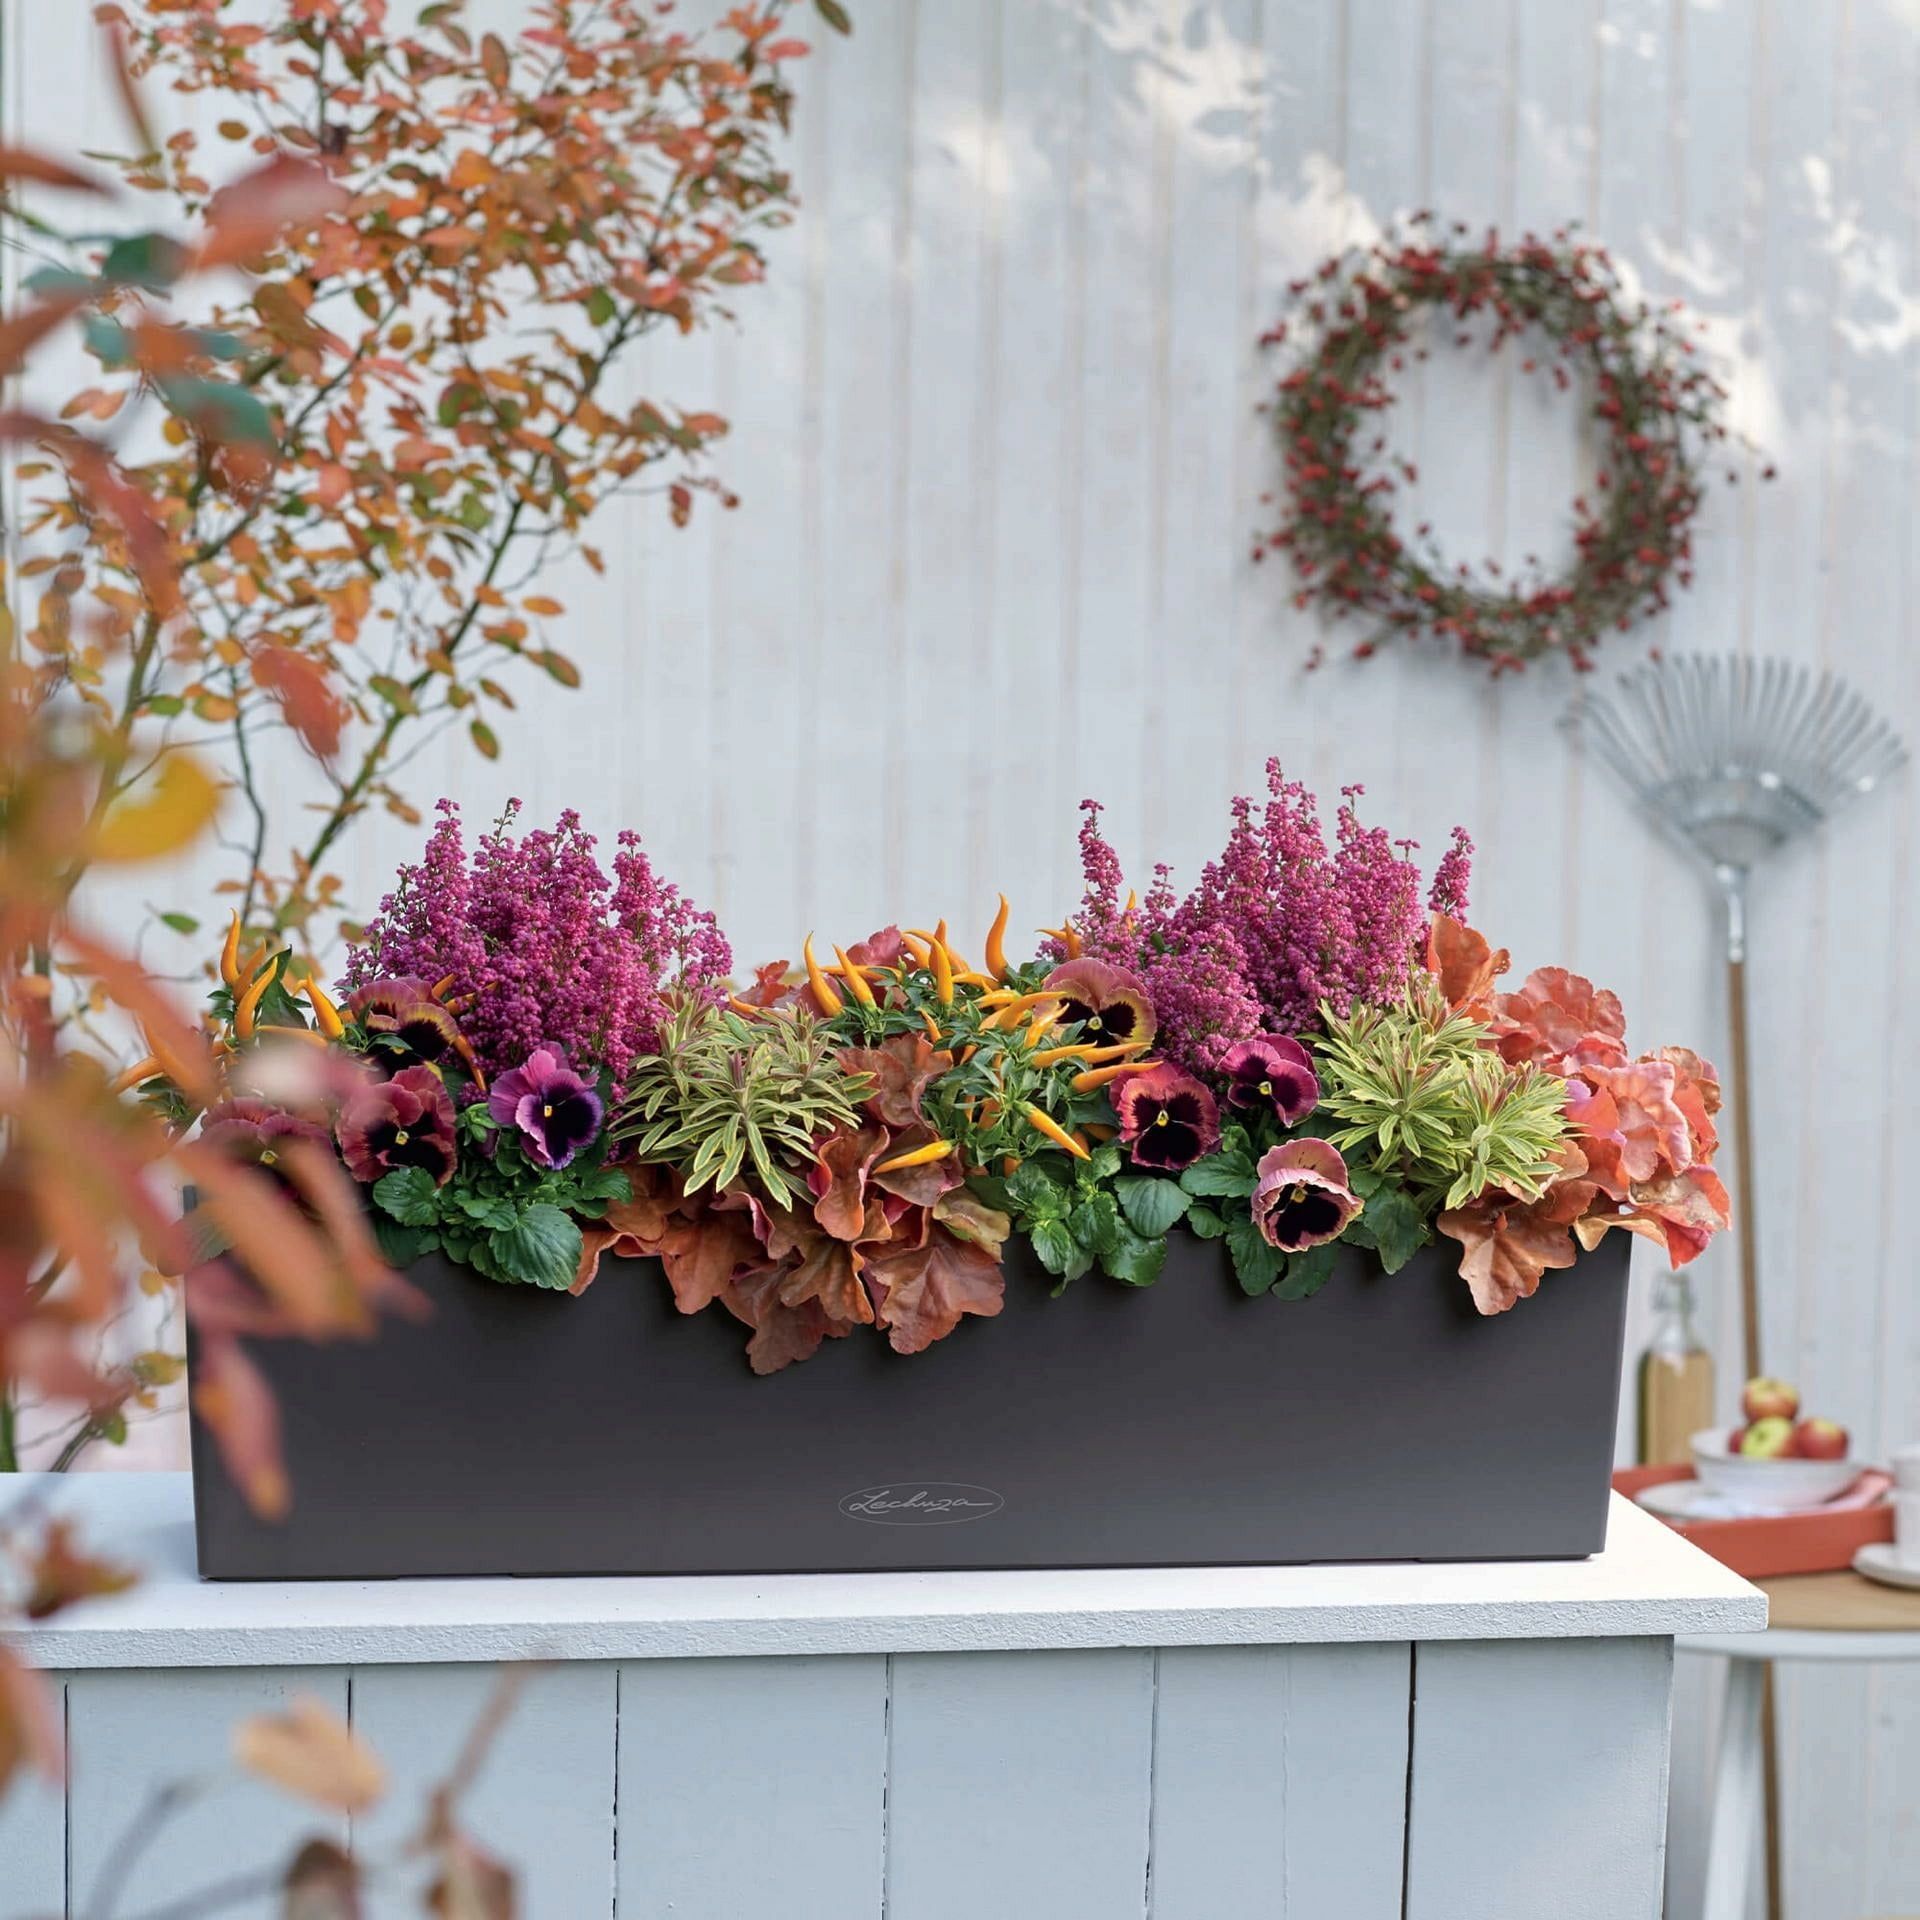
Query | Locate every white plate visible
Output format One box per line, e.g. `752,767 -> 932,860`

1853,1544 -> 1920,1590
1688,1429 -> 1862,1513
1633,1479 -> 1859,1523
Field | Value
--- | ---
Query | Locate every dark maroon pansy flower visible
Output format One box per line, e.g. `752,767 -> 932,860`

1041,957 -> 1157,1051
345,976 -> 462,1067
1251,1139 -> 1360,1252
200,1100 -> 330,1196
1220,1035 -> 1320,1126
488,1046 -> 604,1170
1111,1064 -> 1220,1173
338,1065 -> 458,1186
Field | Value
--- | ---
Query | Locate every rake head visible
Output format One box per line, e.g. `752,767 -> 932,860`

1562,654 -> 1906,874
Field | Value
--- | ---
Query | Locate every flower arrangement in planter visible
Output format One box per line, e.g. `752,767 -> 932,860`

164,763 -> 1728,1576
164,764 -> 1727,1367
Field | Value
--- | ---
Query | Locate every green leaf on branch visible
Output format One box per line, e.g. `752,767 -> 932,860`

486,1204 -> 581,1291
373,1166 -> 440,1228
1113,1174 -> 1190,1237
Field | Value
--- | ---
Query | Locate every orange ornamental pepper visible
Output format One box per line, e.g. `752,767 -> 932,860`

832,946 -> 877,1008
1055,1039 -> 1150,1067
110,1054 -> 164,1096
899,931 -> 934,969
930,937 -> 954,1008
802,936 -> 843,1016
1125,889 -> 1139,914
985,894 -> 1011,981
920,1008 -> 942,1042
300,977 -> 346,1040
429,973 -> 457,1003
873,1139 -> 955,1175
451,1031 -> 489,1094
1072,1061 -> 1146,1092
218,910 -> 243,989
979,992 -> 1059,1032
727,994 -> 765,1018
231,954 -> 277,1040
1023,1103 -> 1090,1161
1021,1004 -> 1064,1045
1027,1042 -> 1103,1067
1040,922 -> 1084,959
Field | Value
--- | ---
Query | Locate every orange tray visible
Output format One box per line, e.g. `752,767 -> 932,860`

1613,1464 -> 1894,1579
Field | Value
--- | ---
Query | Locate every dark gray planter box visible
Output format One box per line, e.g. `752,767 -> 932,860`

188,1229 -> 1630,1579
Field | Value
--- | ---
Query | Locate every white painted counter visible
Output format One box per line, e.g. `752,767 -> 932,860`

0,1474 -> 1762,1920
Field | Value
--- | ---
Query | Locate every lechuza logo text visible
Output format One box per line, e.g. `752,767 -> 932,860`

838,1484 -> 1005,1526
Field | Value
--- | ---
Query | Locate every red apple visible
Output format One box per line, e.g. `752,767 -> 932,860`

1791,1417 -> 1850,1461
1739,1416 -> 1796,1459
1742,1376 -> 1801,1423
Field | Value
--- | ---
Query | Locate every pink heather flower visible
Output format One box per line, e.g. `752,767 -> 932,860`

1065,763 -> 1472,1071
1252,1138 -> 1360,1251
488,1047 -> 604,1170
340,800 -> 730,1088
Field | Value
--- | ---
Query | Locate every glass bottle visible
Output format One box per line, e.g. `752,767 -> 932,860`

1637,1272 -> 1716,1465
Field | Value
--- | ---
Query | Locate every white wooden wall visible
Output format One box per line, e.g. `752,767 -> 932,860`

5,2 -> 1918,1914
1,1642 -> 1684,1920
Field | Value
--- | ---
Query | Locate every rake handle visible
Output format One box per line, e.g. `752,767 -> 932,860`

1722,878 -> 1762,1381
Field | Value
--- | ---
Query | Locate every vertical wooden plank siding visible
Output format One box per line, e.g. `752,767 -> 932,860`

1148,1643 -> 1410,1919
613,1654 -> 888,1920
1404,1636 -> 1675,1920
883,1648 -> 1155,1920
63,1668 -> 349,1916
348,1663 -> 616,1920
0,1671 -> 65,1916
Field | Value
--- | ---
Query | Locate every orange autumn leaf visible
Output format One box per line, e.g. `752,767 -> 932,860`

234,1696 -> 386,1813
1423,914 -> 1509,1019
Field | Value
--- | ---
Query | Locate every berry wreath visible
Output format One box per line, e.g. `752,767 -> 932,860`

1255,221 -> 1766,673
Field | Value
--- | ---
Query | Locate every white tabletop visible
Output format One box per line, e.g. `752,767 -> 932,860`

1,1472 -> 1765,1670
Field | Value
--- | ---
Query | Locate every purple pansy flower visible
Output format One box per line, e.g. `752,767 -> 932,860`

1220,1035 -> 1320,1126
1251,1139 -> 1360,1252
338,1066 -> 458,1186
489,1046 -> 603,1170
1111,1064 -> 1220,1173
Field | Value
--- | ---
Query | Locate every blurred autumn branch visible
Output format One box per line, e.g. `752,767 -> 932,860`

0,20 -> 420,1802
13,0 -> 813,965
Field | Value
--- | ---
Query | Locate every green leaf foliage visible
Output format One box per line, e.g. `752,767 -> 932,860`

1100,1220 -> 1166,1288
614,996 -> 869,1209
1274,1241 -> 1339,1301
1225,1213 -> 1286,1297
1314,976 -> 1571,1212
1113,1173 -> 1190,1237
373,1165 -> 440,1228
485,1204 -> 582,1290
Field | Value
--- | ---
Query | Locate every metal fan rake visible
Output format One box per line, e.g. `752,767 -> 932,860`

1563,653 -> 1906,1379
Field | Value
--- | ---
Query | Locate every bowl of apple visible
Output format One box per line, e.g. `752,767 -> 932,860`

1690,1378 -> 1859,1513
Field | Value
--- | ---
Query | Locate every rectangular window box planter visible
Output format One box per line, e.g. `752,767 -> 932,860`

187,1229 -> 1630,1579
